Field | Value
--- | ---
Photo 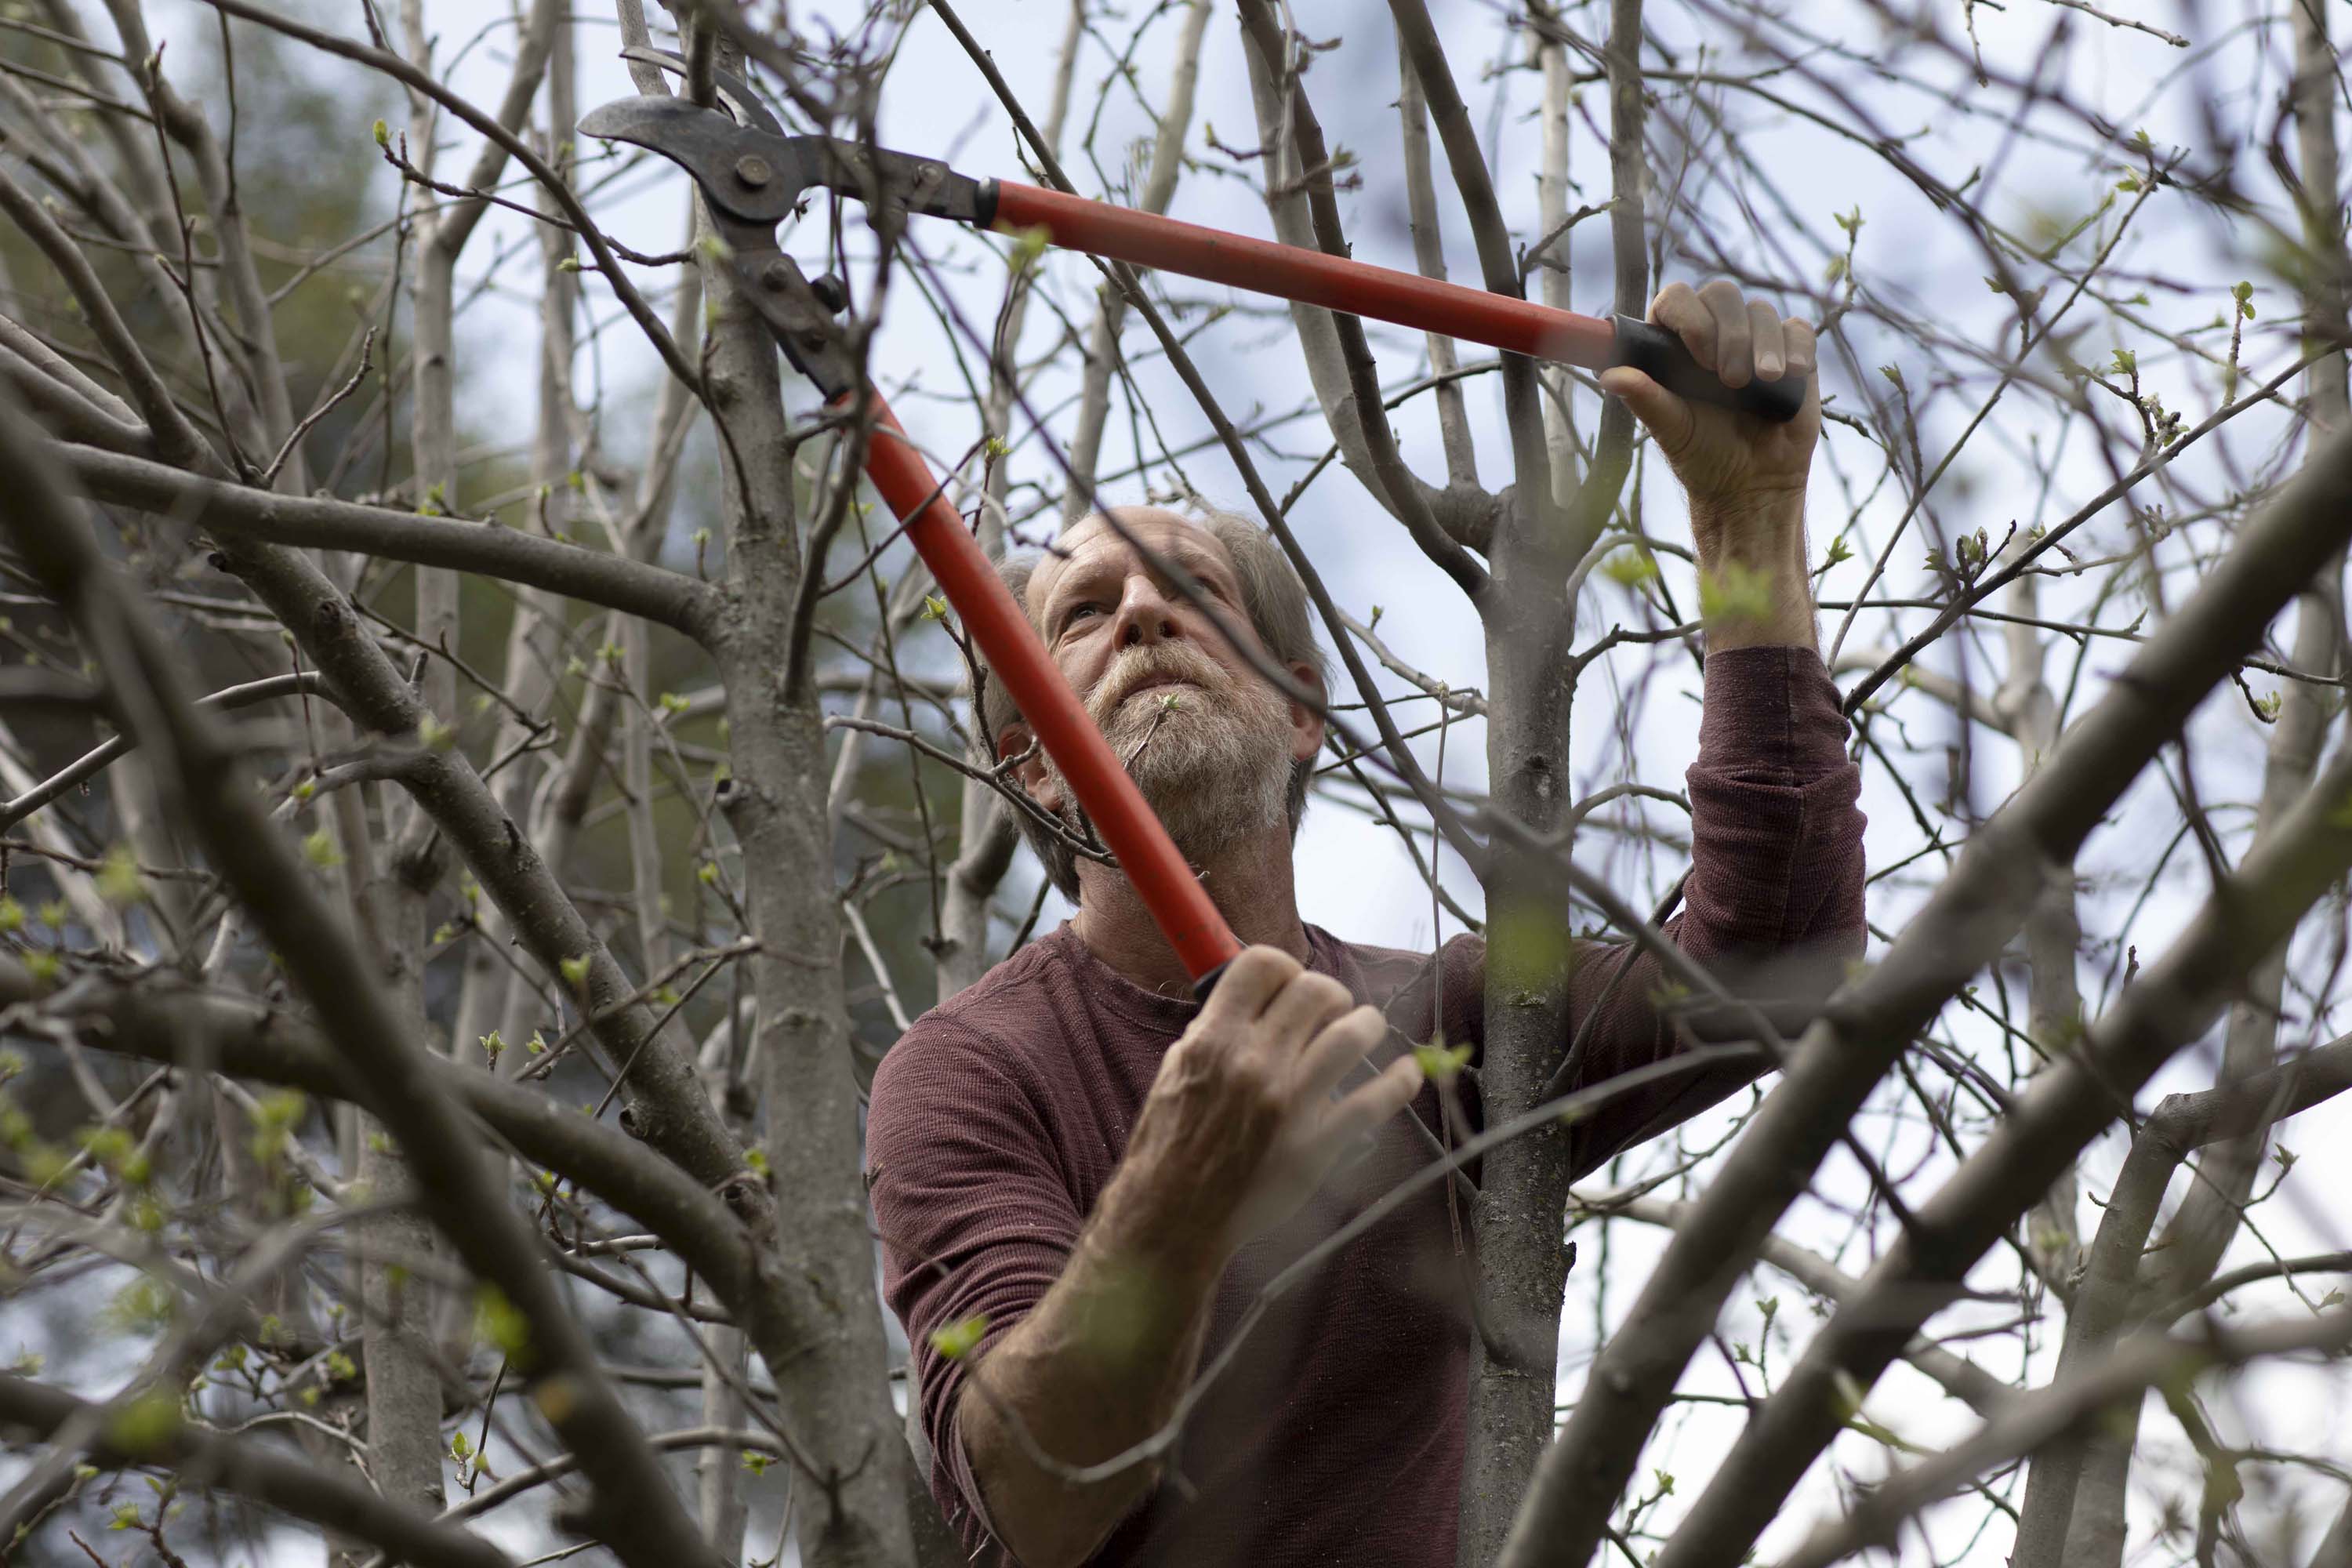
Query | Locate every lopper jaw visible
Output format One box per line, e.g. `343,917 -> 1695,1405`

572,95 -> 848,395
578,55 -> 999,400
578,49 -> 994,230
578,96 -> 995,232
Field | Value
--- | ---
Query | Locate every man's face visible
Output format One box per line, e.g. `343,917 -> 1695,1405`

1007,510 -> 1324,864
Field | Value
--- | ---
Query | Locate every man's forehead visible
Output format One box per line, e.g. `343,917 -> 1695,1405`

1027,509 -> 1236,612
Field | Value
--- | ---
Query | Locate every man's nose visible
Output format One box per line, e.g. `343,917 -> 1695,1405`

1112,575 -> 1182,649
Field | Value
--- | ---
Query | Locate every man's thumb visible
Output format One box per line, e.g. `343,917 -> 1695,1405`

1598,365 -> 1692,451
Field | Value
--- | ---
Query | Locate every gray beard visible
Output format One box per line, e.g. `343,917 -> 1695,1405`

1047,661 -> 1294,869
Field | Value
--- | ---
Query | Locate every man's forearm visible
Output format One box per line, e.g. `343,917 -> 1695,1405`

1694,492 -> 1817,652
957,1153 -> 1226,1568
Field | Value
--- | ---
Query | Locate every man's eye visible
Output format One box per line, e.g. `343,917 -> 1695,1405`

1065,604 -> 1102,626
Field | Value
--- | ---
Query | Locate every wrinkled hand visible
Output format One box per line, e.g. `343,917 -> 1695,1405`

1124,946 -> 1424,1264
1598,279 -> 1822,521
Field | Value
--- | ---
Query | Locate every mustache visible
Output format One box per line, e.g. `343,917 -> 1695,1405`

1089,644 -> 1228,717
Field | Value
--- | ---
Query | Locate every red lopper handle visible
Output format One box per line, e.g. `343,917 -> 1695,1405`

990,180 -> 1618,368
988,182 -> 1806,423
849,391 -> 1244,986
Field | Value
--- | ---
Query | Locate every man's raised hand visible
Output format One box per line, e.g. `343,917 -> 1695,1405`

1599,279 -> 1825,652
1599,279 -> 1822,519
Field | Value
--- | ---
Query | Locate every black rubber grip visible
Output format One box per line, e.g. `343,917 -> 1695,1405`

1610,314 -> 1806,424
1190,960 -> 1229,1004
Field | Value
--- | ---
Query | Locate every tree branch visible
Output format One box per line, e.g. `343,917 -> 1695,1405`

1606,1197 -> 2015,1416
56,441 -> 720,637
103,0 -> 306,480
0,161 -> 217,471
2010,1033 -> 2352,1566
1569,0 -> 1646,533
1777,1307 -> 2352,1568
1236,1 -> 1486,599
1497,421 -> 2352,1568
1385,0 -> 1570,571
691,20 -> 921,1559
0,387 -> 720,1568
0,339 -> 155,455
0,1373 -> 510,1568
1648,733 -> 2352,1568
0,957 -> 760,1307
1398,49 -> 1476,490
1840,343 -> 2342,714
191,0 -> 697,390
1,671 -> 339,830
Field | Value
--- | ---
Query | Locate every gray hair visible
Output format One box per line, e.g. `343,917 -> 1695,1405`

973,507 -> 1329,900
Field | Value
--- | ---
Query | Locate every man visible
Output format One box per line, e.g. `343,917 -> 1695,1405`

866,281 -> 1867,1566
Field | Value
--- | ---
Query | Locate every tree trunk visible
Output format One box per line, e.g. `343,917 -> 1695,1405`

1457,603 -> 1577,1566
354,864 -> 451,1525
1455,0 -> 1642,1555
695,32 -> 914,1559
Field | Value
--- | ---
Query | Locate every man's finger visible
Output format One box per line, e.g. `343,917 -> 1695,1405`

1699,280 -> 1751,388
1200,944 -> 1300,1028
1750,299 -> 1786,381
1783,317 -> 1818,382
1294,1004 -> 1385,1102
1650,281 -> 1714,372
1258,968 -> 1355,1050
1598,365 -> 1694,457
1324,1055 -> 1425,1144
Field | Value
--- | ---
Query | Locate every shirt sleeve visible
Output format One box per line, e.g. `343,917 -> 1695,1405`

1553,644 -> 1867,1176
866,1018 -> 1079,1559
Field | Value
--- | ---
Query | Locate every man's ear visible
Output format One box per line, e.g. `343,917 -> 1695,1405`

1286,662 -> 1327,763
999,724 -> 1058,808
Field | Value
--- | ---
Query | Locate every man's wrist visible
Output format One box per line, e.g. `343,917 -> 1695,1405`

1691,488 -> 1808,570
1693,489 -> 1817,653
1091,1139 -> 1235,1288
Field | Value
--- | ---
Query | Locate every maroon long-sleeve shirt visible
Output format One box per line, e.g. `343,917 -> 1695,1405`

866,646 -> 1867,1566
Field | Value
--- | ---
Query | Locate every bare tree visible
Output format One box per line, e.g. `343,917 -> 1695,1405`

0,2 -> 2347,1566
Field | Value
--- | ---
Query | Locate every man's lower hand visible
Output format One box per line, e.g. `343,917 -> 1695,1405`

1123,946 -> 1425,1265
